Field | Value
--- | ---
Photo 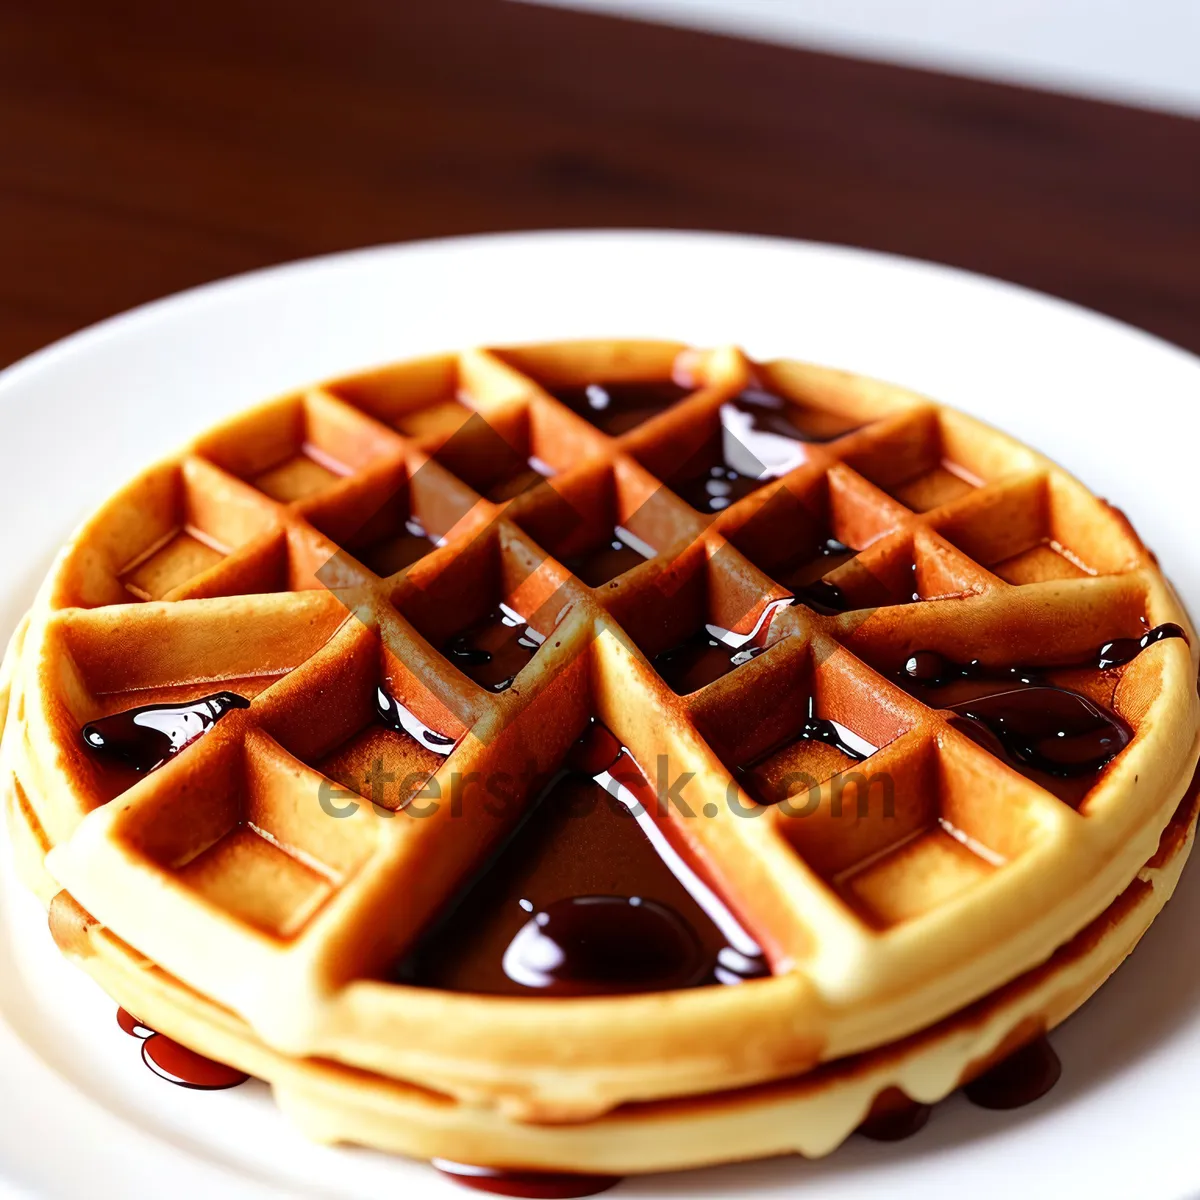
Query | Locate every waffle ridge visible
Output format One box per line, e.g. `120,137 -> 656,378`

3,340 -> 1198,1130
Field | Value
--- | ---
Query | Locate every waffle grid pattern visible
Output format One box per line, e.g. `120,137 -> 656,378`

14,340 -> 1198,1118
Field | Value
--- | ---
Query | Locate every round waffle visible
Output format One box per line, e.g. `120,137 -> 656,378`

3,776 -> 1193,1173
1,340 -> 1197,1164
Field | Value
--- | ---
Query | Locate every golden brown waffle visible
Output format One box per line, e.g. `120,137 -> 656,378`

2,341 -> 1197,1145
5,731 -> 1197,1172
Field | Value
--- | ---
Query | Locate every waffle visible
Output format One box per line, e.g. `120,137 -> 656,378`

4,776 -> 1192,1173
1,340 -> 1197,1170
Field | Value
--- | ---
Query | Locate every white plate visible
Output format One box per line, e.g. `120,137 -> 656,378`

1,231 -> 1198,1200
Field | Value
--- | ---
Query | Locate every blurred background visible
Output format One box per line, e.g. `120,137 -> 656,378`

3,0 -> 1197,368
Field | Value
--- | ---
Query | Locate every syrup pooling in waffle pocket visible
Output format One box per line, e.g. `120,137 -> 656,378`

394,718 -> 768,996
9,341 -> 1198,1186
890,630 -> 1187,806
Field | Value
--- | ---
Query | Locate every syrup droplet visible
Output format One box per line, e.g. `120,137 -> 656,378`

375,686 -> 456,752
117,1008 -> 248,1091
142,1036 -> 251,1091
950,686 -> 1131,779
502,895 -> 704,995
433,1160 -> 621,1198
903,649 -> 952,683
82,692 -> 250,773
675,463 -> 764,514
857,1090 -> 933,1141
552,380 -> 691,437
795,578 -> 850,615
1096,622 -> 1187,670
797,710 -> 878,761
652,629 -> 765,694
395,724 -> 767,995
964,1034 -> 1061,1110
117,1007 -> 152,1038
565,717 -> 624,777
724,385 -> 861,446
443,605 -> 545,693
561,526 -> 655,587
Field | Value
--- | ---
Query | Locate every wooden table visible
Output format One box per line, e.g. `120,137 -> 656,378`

3,0 -> 1198,368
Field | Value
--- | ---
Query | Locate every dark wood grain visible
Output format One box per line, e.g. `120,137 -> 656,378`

2,0 -> 1198,367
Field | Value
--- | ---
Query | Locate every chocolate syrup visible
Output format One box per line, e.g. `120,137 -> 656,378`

433,1160 -> 620,1198
951,685 -> 1129,778
674,384 -> 863,514
963,1033 -> 1061,1110
82,692 -> 250,773
565,716 -> 623,775
551,380 -> 690,437
443,604 -> 545,693
562,525 -> 655,587
394,720 -> 767,995
117,1008 -> 248,1090
433,412 -> 551,503
816,537 -> 853,560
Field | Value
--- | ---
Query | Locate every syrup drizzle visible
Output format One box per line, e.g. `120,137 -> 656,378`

437,1030 -> 1062,1193
652,600 -> 790,695
795,578 -> 851,615
856,1090 -> 934,1141
487,456 -> 556,503
674,463 -> 764,514
82,692 -> 250,773
963,1033 -> 1061,1110
443,603 -> 546,693
562,525 -> 656,587
894,624 -> 1188,802
775,534 -> 857,594
358,513 -> 442,576
719,386 -> 858,479
375,685 -> 457,754
652,628 -> 766,693
394,718 -> 767,996
737,696 -> 878,805
795,696 -> 878,761
117,1008 -> 248,1091
552,380 -> 690,437
433,1160 -> 620,1198
501,894 -> 706,994
677,382 -> 864,515
951,685 -> 1130,780
1096,622 -> 1186,670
